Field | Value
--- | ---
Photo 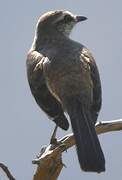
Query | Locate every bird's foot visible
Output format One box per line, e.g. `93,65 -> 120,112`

50,125 -> 58,145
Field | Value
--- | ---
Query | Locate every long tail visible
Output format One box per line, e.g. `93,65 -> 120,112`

66,98 -> 105,173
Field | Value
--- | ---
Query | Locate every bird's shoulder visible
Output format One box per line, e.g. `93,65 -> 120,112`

80,47 -> 95,64
80,47 -> 100,82
26,50 -> 47,84
64,39 -> 95,62
26,50 -> 44,67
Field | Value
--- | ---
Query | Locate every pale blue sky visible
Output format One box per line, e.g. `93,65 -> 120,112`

0,0 -> 122,179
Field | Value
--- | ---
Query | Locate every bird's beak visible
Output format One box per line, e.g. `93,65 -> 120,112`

75,16 -> 87,22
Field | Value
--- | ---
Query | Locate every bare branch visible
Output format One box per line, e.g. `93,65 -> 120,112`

32,119 -> 122,180
59,119 -> 122,151
0,163 -> 16,180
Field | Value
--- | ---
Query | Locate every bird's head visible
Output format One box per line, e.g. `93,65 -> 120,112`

36,10 -> 87,37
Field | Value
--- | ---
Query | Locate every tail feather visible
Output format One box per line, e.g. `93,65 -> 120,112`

67,98 -> 105,173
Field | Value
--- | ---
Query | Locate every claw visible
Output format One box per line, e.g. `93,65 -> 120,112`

59,142 -> 67,152
62,162 -> 67,168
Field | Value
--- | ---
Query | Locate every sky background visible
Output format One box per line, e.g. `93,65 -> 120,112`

0,0 -> 122,179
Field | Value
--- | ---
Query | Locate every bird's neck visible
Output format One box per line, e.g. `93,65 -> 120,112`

30,31 -> 70,51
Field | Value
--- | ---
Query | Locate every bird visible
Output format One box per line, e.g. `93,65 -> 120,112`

26,10 -> 105,173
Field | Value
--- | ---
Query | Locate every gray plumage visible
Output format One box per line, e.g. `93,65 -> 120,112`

26,10 -> 105,172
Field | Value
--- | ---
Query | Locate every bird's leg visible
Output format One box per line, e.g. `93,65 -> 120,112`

50,125 -> 58,144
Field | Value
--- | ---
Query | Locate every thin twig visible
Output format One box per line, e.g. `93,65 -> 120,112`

0,163 -> 16,180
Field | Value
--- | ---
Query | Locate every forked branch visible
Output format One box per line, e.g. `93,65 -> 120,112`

32,119 -> 122,180
1,119 -> 122,180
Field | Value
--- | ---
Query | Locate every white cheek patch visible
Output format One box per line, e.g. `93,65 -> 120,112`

60,22 -> 75,36
64,23 -> 74,35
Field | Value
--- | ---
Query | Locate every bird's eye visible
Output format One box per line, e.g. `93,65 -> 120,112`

64,15 -> 73,22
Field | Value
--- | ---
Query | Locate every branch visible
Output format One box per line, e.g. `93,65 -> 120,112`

32,119 -> 122,180
0,163 -> 16,180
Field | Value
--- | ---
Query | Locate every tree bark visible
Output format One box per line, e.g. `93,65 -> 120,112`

32,119 -> 122,180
